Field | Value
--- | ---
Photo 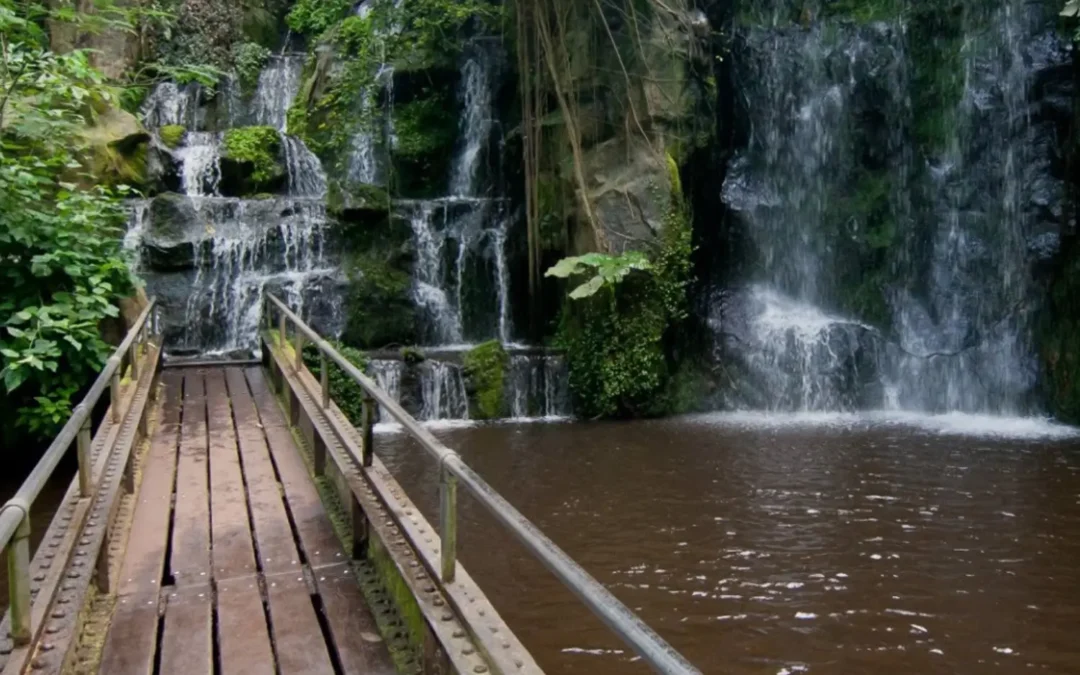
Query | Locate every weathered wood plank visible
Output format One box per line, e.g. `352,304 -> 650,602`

205,370 -> 257,581
314,564 -> 396,675
224,368 -> 303,577
96,599 -> 160,675
265,573 -> 336,675
171,372 -> 211,587
216,578 -> 276,675
159,587 -> 212,675
246,368 -> 346,571
116,371 -> 182,598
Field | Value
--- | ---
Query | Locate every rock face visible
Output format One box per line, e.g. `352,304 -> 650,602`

81,107 -> 151,189
541,0 -> 709,255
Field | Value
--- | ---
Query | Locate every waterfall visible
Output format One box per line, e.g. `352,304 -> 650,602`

369,359 -> 404,421
716,2 -> 1067,414
177,198 -> 337,354
347,64 -> 394,185
419,361 -> 469,421
177,132 -> 223,197
130,54 -> 344,357
450,53 -> 493,197
282,134 -> 328,197
506,354 -> 572,419
251,55 -> 305,131
124,200 -> 151,273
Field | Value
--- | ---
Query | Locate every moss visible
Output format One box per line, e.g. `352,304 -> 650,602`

391,91 -> 458,197
463,340 -> 509,420
400,347 -> 425,364
159,124 -> 187,149
343,254 -> 417,349
221,126 -> 285,193
328,181 -> 391,219
300,341 -> 370,424
232,42 -> 272,91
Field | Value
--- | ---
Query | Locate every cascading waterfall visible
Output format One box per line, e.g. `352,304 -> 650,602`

450,53 -> 494,198
419,361 -> 470,421
369,359 -> 404,421
177,132 -> 223,197
129,56 -> 342,356
508,355 -> 572,419
347,64 -> 395,186
717,1 -> 1067,415
251,55 -> 305,131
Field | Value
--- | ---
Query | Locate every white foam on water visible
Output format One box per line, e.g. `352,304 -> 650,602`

685,409 -> 1079,440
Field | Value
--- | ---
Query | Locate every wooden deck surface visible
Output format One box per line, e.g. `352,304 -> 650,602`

97,367 -> 395,675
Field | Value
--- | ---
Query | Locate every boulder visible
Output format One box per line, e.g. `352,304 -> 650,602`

81,107 -> 151,189
584,137 -> 673,253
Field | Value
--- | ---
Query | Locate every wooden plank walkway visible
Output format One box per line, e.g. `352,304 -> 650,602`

98,367 -> 395,675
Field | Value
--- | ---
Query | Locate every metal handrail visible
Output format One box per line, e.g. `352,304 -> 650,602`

264,293 -> 699,675
0,299 -> 158,645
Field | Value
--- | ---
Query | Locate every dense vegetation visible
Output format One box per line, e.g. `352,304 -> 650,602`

0,2 -> 138,445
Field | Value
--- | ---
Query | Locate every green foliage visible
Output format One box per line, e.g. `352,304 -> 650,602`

0,7 -> 136,439
286,0 -> 354,36
232,42 -> 271,91
553,159 -> 693,418
342,255 -> 417,349
1065,1 -> 1080,40
400,347 -> 425,365
159,124 -> 187,149
547,252 -> 653,299
287,0 -> 498,182
222,126 -> 283,185
463,340 -> 508,420
301,342 -> 370,425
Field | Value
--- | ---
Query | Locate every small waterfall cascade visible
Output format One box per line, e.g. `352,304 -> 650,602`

419,361 -> 470,421
715,1 -> 1068,415
508,355 -> 571,419
402,44 -> 512,347
127,59 -> 341,356
251,55 -> 305,131
369,359 -> 404,422
347,63 -> 395,186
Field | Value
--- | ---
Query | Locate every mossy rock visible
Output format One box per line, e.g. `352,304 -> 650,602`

81,107 -> 151,189
328,180 -> 391,222
220,126 -> 286,195
391,90 -> 457,198
342,253 -> 418,349
463,340 -> 509,420
159,125 -> 187,149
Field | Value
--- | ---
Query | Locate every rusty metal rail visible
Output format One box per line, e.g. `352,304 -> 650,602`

0,300 -> 158,647
264,293 -> 700,675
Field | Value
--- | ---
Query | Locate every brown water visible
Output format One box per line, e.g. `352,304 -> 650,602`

375,413 -> 1080,674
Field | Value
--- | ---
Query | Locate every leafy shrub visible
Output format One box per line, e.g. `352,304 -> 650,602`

551,155 -> 693,418
232,42 -> 271,91
222,126 -> 283,184
301,342 -> 371,426
0,25 -> 136,440
286,0 -> 355,36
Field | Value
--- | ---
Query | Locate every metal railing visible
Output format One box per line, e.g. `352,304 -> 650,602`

264,294 -> 700,675
0,300 -> 158,645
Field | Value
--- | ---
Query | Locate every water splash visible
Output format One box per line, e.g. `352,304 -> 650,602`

282,134 -> 328,198
369,359 -> 404,421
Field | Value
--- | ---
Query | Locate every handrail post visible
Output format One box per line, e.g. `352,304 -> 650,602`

320,352 -> 330,408
294,329 -> 305,373
278,309 -> 287,348
361,396 -> 375,467
110,366 -> 121,424
78,413 -> 93,498
440,464 -> 457,584
129,329 -> 140,382
7,502 -> 31,646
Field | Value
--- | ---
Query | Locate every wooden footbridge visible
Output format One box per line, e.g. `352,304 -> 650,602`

0,295 -> 700,675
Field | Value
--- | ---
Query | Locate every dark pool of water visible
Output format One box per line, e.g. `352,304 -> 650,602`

375,413 -> 1080,674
